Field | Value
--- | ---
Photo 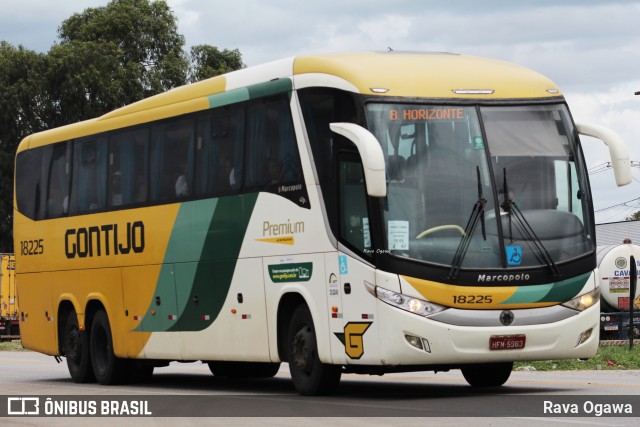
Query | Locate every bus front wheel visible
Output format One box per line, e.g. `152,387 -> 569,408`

62,311 -> 95,383
287,305 -> 341,395
89,310 -> 129,385
461,362 -> 513,387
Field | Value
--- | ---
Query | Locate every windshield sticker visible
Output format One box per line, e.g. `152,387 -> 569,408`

268,262 -> 313,283
506,245 -> 522,266
362,218 -> 371,248
388,220 -> 409,250
389,107 -> 464,122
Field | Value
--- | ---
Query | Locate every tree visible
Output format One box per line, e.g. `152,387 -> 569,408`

188,45 -> 244,83
0,42 -> 48,251
57,0 -> 189,110
625,211 -> 640,221
0,0 -> 244,252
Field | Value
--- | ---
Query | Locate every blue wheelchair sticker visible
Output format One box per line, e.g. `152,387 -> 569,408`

506,245 -> 522,266
339,255 -> 349,275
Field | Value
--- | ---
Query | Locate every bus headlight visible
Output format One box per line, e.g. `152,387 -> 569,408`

365,282 -> 446,317
561,288 -> 600,312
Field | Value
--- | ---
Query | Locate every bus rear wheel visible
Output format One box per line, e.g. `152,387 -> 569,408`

90,310 -> 130,385
461,362 -> 513,387
62,311 -> 95,383
287,305 -> 341,395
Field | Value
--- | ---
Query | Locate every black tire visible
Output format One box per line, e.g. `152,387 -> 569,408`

287,305 -> 341,395
62,311 -> 95,383
208,361 -> 281,378
90,310 -> 130,385
461,362 -> 513,387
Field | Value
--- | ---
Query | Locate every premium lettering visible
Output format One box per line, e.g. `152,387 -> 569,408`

65,221 -> 145,259
262,219 -> 304,236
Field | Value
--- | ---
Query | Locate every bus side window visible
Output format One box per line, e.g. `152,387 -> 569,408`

45,141 -> 71,218
195,105 -> 244,196
15,148 -> 43,220
109,129 -> 149,207
70,137 -> 107,213
245,95 -> 301,191
150,119 -> 194,202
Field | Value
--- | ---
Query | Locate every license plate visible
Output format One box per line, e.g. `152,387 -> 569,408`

489,334 -> 526,350
604,325 -> 618,331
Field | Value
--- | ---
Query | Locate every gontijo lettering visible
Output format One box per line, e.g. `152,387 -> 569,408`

65,221 -> 145,258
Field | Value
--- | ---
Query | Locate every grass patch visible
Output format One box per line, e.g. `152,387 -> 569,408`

514,344 -> 640,371
0,340 -> 26,351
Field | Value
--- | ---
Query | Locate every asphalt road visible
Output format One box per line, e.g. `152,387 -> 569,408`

1,351 -> 639,426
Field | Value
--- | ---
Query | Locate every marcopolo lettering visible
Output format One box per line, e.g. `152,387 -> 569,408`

477,273 -> 530,283
65,221 -> 145,259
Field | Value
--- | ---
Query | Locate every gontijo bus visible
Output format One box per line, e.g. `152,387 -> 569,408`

13,51 -> 631,395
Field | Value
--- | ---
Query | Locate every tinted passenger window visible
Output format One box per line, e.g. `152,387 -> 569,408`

195,105 -> 244,196
150,119 -> 194,202
15,149 -> 43,220
69,137 -> 107,214
109,128 -> 149,207
45,142 -> 71,218
245,96 -> 302,191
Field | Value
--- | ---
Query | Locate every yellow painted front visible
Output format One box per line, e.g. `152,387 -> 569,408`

402,276 -> 556,310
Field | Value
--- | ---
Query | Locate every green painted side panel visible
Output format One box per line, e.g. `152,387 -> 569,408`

165,199 -> 218,263
169,193 -> 259,331
137,194 -> 258,332
138,264 -> 178,332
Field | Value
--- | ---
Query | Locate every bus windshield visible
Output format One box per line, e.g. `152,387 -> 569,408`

366,103 -> 593,271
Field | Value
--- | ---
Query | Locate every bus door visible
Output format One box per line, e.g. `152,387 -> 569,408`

330,157 -> 380,364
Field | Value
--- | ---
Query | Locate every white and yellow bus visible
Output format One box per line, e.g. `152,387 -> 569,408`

13,52 -> 631,395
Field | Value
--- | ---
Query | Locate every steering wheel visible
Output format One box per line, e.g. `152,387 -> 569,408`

416,225 -> 466,239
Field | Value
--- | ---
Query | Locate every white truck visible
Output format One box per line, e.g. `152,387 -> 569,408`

596,244 -> 640,340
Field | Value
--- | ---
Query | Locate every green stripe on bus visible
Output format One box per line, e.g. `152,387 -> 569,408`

208,87 -> 250,108
136,194 -> 258,332
169,193 -> 258,331
500,283 -> 553,305
537,272 -> 591,303
501,272 -> 590,305
207,78 -> 292,109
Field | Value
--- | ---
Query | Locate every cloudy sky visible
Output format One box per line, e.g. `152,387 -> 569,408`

2,0 -> 639,224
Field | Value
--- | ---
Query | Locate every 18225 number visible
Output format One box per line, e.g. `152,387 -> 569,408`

20,239 -> 44,256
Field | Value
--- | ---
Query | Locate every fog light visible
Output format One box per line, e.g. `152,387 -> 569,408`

576,328 -> 594,347
405,334 -> 423,350
422,338 -> 431,353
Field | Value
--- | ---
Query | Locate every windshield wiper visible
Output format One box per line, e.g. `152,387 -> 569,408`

500,168 -> 559,276
448,167 -> 486,280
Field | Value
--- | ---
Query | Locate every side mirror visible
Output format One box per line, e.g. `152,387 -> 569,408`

576,122 -> 631,187
330,123 -> 387,197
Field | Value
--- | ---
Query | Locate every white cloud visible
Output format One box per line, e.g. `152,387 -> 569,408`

3,0 -> 640,223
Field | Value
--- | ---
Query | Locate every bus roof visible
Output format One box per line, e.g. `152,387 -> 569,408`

18,51 -> 562,152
